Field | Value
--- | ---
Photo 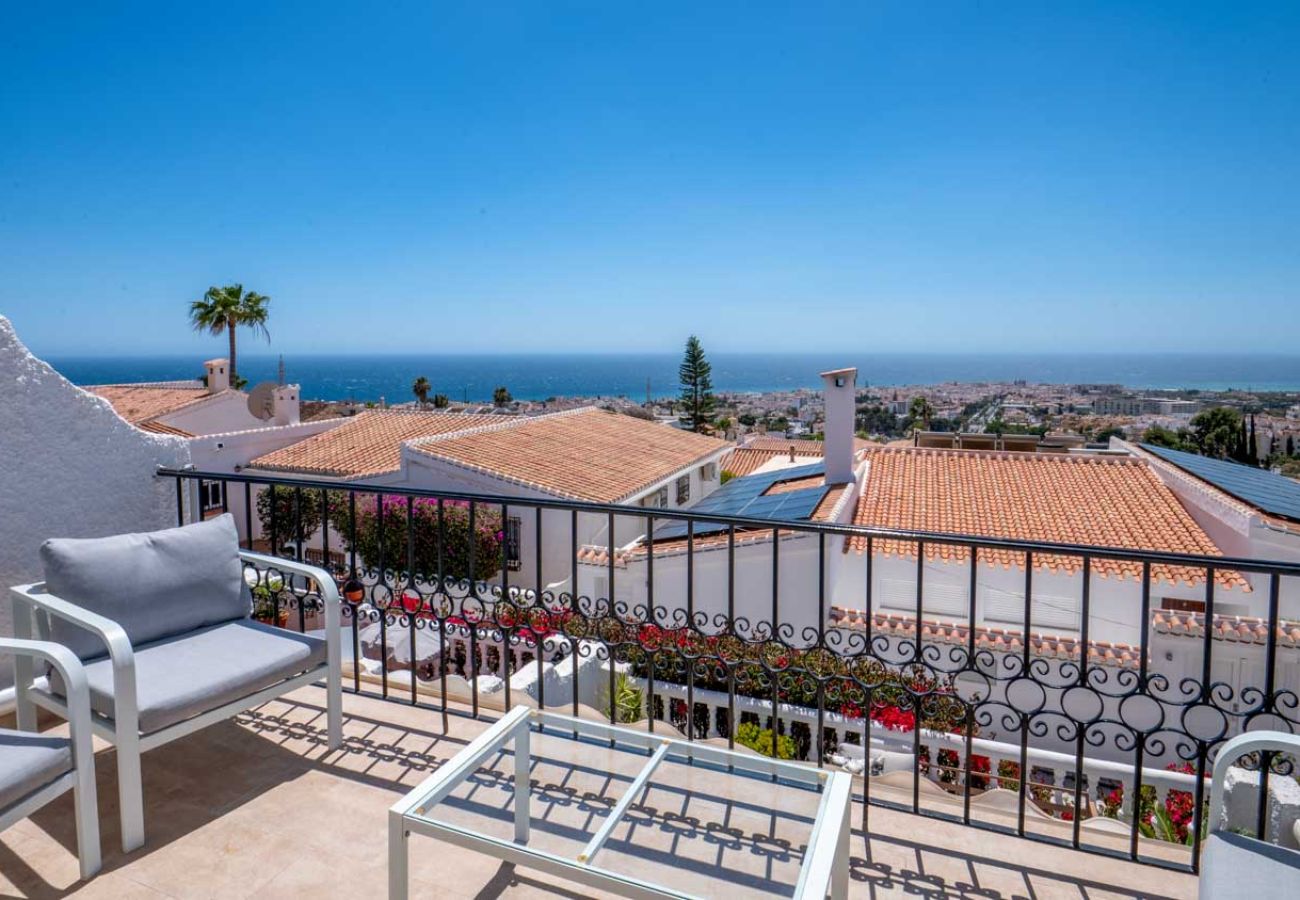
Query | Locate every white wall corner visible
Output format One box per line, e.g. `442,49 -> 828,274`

0,316 -> 192,656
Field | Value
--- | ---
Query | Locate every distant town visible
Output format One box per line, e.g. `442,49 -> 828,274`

301,379 -> 1300,479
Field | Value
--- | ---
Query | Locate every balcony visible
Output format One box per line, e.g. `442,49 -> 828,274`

3,685 -> 1197,898
5,466 -> 1300,897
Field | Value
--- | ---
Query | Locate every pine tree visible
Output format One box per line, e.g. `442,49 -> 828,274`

1247,414 -> 1259,466
678,335 -> 715,433
1237,416 -> 1250,463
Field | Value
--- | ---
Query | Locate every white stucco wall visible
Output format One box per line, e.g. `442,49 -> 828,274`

0,316 -> 191,670
160,391 -> 274,435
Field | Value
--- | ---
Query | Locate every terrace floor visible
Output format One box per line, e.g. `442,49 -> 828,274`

0,686 -> 1197,899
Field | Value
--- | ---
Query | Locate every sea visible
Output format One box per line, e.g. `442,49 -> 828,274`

44,352 -> 1300,404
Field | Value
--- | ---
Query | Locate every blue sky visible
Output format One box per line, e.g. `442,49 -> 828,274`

2,2 -> 1298,357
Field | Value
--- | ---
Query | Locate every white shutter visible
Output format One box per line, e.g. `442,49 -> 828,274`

982,585 -> 1079,631
879,578 -> 968,617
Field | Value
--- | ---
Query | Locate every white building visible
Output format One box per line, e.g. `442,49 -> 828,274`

574,368 -> 1296,765
87,357 -> 302,436
239,406 -> 732,591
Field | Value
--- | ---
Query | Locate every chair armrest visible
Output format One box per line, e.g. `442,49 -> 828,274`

9,583 -> 135,669
9,583 -> 139,734
0,638 -> 96,766
1209,730 -> 1300,834
0,637 -> 89,706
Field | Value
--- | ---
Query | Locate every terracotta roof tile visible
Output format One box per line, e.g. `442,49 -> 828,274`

409,408 -> 728,502
829,607 -> 1143,669
247,410 -> 499,478
847,447 -> 1246,589
88,384 -> 214,425
1152,609 -> 1300,648
137,421 -> 194,437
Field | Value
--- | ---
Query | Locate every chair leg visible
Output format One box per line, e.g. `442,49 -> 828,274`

326,664 -> 343,750
116,732 -> 145,852
12,606 -> 37,733
73,777 -> 102,879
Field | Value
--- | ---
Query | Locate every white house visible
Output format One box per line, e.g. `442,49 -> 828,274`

87,357 -> 302,436
573,367 -> 1294,766
238,406 -> 733,590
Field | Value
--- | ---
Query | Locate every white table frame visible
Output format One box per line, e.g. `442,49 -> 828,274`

389,706 -> 852,900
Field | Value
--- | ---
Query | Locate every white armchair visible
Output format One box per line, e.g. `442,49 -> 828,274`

9,515 -> 342,853
0,638 -> 100,880
1201,730 -> 1300,899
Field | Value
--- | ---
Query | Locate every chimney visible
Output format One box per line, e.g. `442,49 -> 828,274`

820,367 -> 857,484
272,384 -> 300,426
204,358 -> 230,394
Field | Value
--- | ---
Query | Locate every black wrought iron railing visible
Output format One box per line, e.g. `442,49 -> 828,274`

160,466 -> 1300,872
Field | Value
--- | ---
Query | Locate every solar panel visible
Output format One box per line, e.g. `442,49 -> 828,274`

1141,443 -> 1300,524
650,462 -> 831,540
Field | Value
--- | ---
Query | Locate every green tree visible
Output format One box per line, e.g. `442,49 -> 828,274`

188,284 -> 271,387
432,393 -> 450,409
1142,424 -> 1190,451
1189,407 -> 1244,460
412,376 -> 431,407
492,385 -> 512,407
677,335 -> 716,432
256,487 -> 326,551
908,396 -> 935,431
1287,434 -> 1295,457
1246,414 -> 1259,466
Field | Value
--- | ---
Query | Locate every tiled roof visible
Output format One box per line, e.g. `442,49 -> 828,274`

1152,609 -> 1300,648
721,436 -> 870,478
410,407 -> 729,502
88,384 -> 214,425
846,447 -> 1246,589
246,410 -> 499,478
137,421 -> 194,437
829,607 -> 1142,669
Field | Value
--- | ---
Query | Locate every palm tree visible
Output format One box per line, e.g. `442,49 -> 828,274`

412,376 -> 431,407
493,386 -> 513,407
432,393 -> 450,409
188,284 -> 271,387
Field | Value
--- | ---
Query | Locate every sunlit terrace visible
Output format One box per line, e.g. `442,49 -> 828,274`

3,685 -> 1197,899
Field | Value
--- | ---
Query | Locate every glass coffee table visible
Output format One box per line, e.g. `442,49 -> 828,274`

388,706 -> 852,899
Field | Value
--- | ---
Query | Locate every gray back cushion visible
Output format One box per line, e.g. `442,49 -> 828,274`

41,514 -> 251,660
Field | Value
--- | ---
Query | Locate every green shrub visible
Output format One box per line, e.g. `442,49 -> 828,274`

602,672 -> 644,724
735,721 -> 796,759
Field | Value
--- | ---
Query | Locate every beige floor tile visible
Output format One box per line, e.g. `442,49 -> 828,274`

1,686 -> 1199,900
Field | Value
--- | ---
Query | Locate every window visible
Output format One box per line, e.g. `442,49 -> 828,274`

199,479 -> 225,515
676,474 -> 691,505
1161,597 -> 1205,614
700,462 -> 718,482
643,487 -> 669,508
505,516 -> 522,571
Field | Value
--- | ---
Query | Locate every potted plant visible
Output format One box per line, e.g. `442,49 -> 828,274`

251,581 -> 290,628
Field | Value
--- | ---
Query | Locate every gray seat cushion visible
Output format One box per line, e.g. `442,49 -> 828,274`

1199,830 -> 1300,899
41,514 -> 251,661
0,729 -> 73,811
49,620 -> 327,735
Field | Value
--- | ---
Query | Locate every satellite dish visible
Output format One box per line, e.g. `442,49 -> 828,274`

247,381 -> 277,420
